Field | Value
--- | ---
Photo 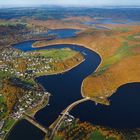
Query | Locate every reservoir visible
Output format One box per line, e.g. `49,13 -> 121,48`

7,29 -> 140,140
34,29 -> 79,39
13,42 -> 101,127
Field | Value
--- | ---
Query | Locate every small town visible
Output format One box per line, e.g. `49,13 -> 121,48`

0,39 -> 84,139
1,1 -> 140,139
0,47 -> 58,138
0,47 -> 54,78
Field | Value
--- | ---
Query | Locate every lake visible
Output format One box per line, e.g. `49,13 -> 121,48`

7,29 -> 140,140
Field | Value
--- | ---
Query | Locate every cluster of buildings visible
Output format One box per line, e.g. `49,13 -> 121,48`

0,47 -> 54,137
11,91 -> 50,119
0,64 -> 8,71
0,47 -> 21,62
0,22 -> 55,139
63,113 -> 75,124
24,54 -> 53,75
0,47 -> 55,79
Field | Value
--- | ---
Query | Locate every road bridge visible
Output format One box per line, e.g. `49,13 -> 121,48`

24,113 -> 48,134
49,97 -> 90,140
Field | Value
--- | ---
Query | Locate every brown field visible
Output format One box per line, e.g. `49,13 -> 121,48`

63,16 -> 95,22
32,25 -> 140,104
26,19 -> 89,30
44,52 -> 85,75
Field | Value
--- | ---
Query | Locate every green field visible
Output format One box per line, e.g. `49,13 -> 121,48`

38,48 -> 78,61
2,118 -> 16,132
89,130 -> 116,140
53,135 -> 63,140
0,96 -> 7,119
126,33 -> 140,41
0,71 -> 12,80
0,21 -> 26,27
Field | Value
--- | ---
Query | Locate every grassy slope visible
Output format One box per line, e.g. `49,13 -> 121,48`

82,26 -> 140,101
0,47 -> 84,138
32,25 -> 140,103
38,48 -> 78,61
34,48 -> 84,76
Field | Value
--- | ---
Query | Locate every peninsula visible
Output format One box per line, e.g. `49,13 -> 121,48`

33,25 -> 140,103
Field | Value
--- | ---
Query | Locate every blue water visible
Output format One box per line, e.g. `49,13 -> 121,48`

13,39 -> 140,129
8,28 -> 140,140
13,29 -> 79,52
71,83 -> 140,128
46,29 -> 79,39
14,41 -> 101,127
34,29 -> 79,39
34,44 -> 100,127
6,119 -> 45,140
1,7 -> 140,23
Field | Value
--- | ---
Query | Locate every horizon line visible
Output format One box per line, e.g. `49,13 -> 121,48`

1,4 -> 140,9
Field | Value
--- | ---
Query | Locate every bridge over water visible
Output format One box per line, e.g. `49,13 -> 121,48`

24,97 -> 90,140
24,113 -> 48,134
48,97 -> 90,140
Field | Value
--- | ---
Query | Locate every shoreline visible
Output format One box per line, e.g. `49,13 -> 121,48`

32,41 -> 111,105
27,94 -> 50,117
25,54 -> 85,116
32,41 -> 103,99
11,37 -> 52,47
4,55 -> 84,138
3,119 -> 21,140
32,40 -> 126,105
2,41 -> 85,139
32,58 -> 85,116
36,58 -> 85,77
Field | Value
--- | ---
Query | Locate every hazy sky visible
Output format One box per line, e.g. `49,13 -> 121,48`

0,0 -> 140,6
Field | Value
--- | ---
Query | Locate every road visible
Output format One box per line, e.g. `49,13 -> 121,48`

49,97 -> 90,140
24,113 -> 48,134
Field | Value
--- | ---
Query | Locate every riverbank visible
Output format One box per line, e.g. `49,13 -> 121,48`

5,119 -> 45,140
4,119 -> 20,140
32,40 -> 106,104
37,57 -> 85,77
8,37 -> 140,139
32,32 -> 105,103
0,40 -> 85,139
32,49 -> 85,77
32,26 -> 140,104
11,36 -> 55,47
6,42 -> 102,140
25,94 -> 50,117
28,53 -> 85,116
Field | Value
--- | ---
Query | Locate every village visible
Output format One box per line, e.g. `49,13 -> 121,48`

0,39 -> 83,138
0,46 -> 56,137
0,47 -> 54,77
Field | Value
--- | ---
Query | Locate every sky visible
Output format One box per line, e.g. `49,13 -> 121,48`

0,0 -> 140,7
